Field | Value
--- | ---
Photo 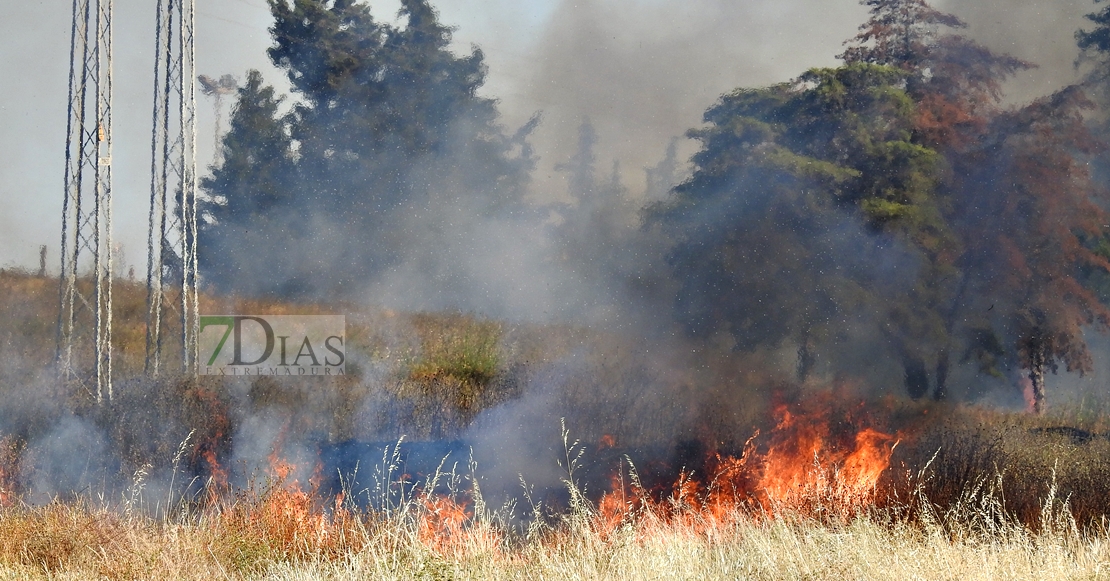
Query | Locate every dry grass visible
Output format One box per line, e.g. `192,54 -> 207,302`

887,405 -> 1110,529
0,479 -> 1106,581
0,406 -> 1104,581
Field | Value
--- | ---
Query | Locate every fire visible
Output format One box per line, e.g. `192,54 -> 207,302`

202,448 -> 228,491
193,391 -> 896,553
598,434 -> 617,450
410,494 -> 502,556
418,496 -> 471,543
598,395 -> 899,527
755,403 -> 897,513
211,449 -> 347,558
190,385 -> 231,492
254,455 -> 328,539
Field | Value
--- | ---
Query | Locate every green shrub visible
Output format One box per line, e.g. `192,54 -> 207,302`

407,314 -> 501,387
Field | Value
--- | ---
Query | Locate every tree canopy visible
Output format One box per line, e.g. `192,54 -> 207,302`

200,0 -> 534,296
650,0 -> 1110,411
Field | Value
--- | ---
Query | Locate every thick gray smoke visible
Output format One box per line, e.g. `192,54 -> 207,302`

295,0 -> 1100,326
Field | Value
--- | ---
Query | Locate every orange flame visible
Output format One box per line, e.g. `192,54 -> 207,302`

416,495 -> 502,556
202,448 -> 229,491
206,391 -> 897,553
598,396 -> 899,527
598,434 -> 617,451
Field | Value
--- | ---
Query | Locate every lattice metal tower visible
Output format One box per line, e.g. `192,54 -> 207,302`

57,0 -> 114,401
146,0 -> 199,377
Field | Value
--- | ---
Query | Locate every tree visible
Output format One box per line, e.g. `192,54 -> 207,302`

549,119 -> 647,322
1075,0 -> 1110,208
839,0 -> 1032,400
266,0 -> 514,214
1078,0 -> 1110,83
647,64 -> 952,383
843,1 -> 1110,411
200,0 -> 535,295
840,0 -> 965,71
654,0 -> 1093,409
202,71 -> 292,220
842,0 -> 1031,150
199,70 -> 294,288
955,87 -> 1110,413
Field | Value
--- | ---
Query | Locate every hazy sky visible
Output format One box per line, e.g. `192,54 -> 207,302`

0,0 -> 1097,272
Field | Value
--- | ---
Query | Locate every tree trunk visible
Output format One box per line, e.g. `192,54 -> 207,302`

1029,342 -> 1046,415
797,333 -> 815,382
935,274 -> 968,403
934,348 -> 949,401
903,354 -> 929,400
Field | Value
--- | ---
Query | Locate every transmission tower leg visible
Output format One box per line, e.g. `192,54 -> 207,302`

146,0 -> 199,378
57,0 -> 114,402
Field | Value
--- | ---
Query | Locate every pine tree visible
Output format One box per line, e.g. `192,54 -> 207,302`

841,0 -> 1031,399
843,0 -> 1031,149
1078,0 -> 1110,83
647,64 -> 947,372
840,0 -> 965,71
199,70 -> 294,288
200,0 -> 535,295
653,0 -> 1061,404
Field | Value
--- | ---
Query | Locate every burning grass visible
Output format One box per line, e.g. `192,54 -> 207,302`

0,458 -> 1105,580
0,382 -> 1109,579
7,269 -> 1110,577
0,398 -> 1106,580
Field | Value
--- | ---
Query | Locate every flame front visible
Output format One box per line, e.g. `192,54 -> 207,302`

756,410 -> 897,513
599,398 -> 899,529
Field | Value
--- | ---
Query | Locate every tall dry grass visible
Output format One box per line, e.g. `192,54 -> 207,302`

0,420 -> 1104,581
0,466 -> 1106,581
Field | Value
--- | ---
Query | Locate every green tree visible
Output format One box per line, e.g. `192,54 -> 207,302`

1078,0 -> 1110,82
841,0 -> 1030,400
200,0 -> 536,295
653,0 -> 1054,405
840,0 -> 965,71
199,70 -> 294,286
842,0 -> 1030,149
647,64 -> 949,384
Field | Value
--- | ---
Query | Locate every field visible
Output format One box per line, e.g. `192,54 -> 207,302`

3,268 -> 1110,579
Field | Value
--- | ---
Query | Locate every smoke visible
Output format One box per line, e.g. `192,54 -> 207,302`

933,0 -> 1092,102
22,416 -> 113,503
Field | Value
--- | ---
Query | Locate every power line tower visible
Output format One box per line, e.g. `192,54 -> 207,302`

146,0 -> 199,377
57,0 -> 114,402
